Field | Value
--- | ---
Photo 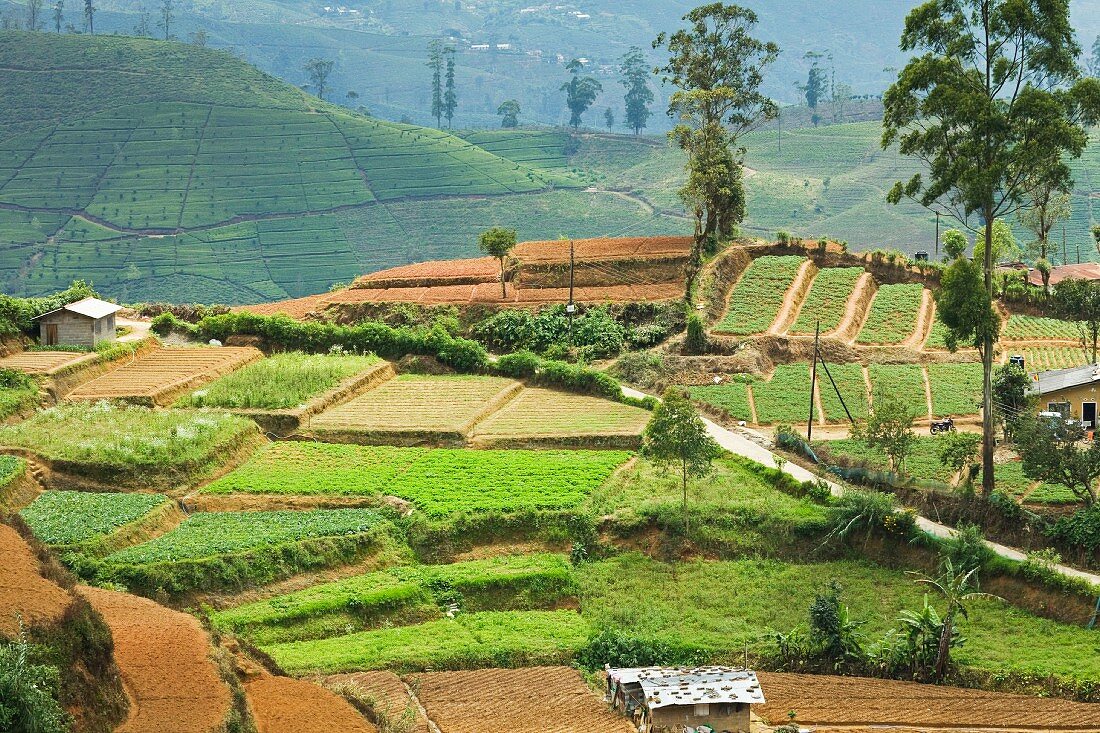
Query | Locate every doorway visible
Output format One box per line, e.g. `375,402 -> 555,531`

44,323 -> 58,346
1083,402 -> 1096,429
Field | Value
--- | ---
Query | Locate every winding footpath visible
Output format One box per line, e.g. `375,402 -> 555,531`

622,387 -> 1100,588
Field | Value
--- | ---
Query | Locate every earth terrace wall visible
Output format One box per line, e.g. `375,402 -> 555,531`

44,338 -> 160,401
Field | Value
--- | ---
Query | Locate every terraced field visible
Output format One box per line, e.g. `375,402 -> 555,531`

817,362 -> 870,421
715,255 -> 805,335
1017,346 -> 1089,372
856,283 -> 925,345
867,363 -> 929,419
751,364 -> 815,425
67,346 -> 262,405
688,381 -> 754,423
20,491 -> 171,552
789,267 -> 863,335
308,375 -> 521,442
927,363 -> 983,418
0,350 -> 91,374
1003,315 -> 1081,342
470,388 -> 649,447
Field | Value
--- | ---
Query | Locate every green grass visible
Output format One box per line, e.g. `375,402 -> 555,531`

19,491 -> 169,548
815,436 -> 955,483
1003,316 -> 1080,341
716,256 -> 805,335
790,267 -> 863,335
577,554 -> 1100,681
263,610 -> 590,674
0,455 -> 25,487
212,554 -> 575,645
857,284 -> 925,345
0,378 -> 39,420
201,442 -> 631,518
927,363 -> 983,417
176,352 -> 380,410
0,403 -> 257,486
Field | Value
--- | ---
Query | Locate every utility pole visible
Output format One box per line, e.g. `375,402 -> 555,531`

807,321 -> 820,441
1063,224 -> 1068,267
777,107 -> 782,153
935,212 -> 940,257
566,239 -> 576,342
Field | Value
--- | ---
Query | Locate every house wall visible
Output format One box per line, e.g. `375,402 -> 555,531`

648,702 -> 750,733
37,312 -> 115,348
1039,382 -> 1100,427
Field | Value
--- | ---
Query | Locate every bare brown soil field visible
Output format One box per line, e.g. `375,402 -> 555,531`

515,236 -> 692,263
0,350 -> 91,374
79,586 -> 232,733
66,346 -> 262,405
0,523 -> 70,637
245,673 -> 377,733
325,671 -> 431,733
755,672 -> 1100,731
471,388 -> 649,447
321,281 -> 682,306
410,667 -> 633,733
353,257 -> 500,288
309,375 -> 521,441
239,293 -> 331,318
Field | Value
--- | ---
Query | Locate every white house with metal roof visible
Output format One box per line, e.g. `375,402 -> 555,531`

607,666 -> 764,733
32,297 -> 122,348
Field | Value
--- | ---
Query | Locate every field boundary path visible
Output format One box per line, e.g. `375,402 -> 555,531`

622,387 -> 1100,588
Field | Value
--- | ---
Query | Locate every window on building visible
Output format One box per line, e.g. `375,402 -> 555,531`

694,703 -> 710,717
1048,402 -> 1070,417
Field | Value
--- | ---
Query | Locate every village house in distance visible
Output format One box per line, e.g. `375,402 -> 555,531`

607,666 -> 765,733
31,297 -> 121,349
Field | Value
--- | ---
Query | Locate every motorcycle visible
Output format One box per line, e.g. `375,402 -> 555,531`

930,417 -> 956,435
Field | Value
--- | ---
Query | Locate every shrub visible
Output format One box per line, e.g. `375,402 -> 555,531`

1045,505 -> 1100,562
575,628 -> 704,670
941,523 -> 994,574
150,312 -> 197,337
684,313 -> 707,355
0,633 -> 71,733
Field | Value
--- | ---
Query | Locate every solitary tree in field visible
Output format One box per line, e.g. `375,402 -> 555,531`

655,3 -> 779,298
303,58 -> 334,101
1015,413 -> 1100,507
619,46 -> 653,135
427,39 -> 444,127
853,392 -> 916,473
51,0 -> 61,32
882,0 -> 1100,497
478,227 -> 516,299
157,0 -> 172,39
133,4 -> 150,36
912,560 -> 992,682
603,107 -> 615,133
941,229 -> 968,261
443,46 -> 458,129
642,387 -> 721,534
497,99 -> 520,128
82,0 -> 93,34
561,59 -> 602,130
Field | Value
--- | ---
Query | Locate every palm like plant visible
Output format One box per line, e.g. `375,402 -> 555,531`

910,559 -> 999,681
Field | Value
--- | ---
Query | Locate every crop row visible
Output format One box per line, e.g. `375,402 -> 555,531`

202,442 -> 631,518
716,256 -> 805,335
212,554 -> 574,645
1003,315 -> 1080,341
20,491 -> 169,548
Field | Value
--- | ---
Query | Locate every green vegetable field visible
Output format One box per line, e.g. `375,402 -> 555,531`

789,267 -> 863,335
176,352 -> 381,410
688,382 -> 754,422
751,364 -> 814,424
927,363 -> 983,417
715,256 -> 805,335
867,364 -> 929,418
20,491 -> 169,548
1003,316 -> 1081,341
857,284 -> 925,345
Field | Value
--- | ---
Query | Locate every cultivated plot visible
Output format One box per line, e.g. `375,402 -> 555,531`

471,388 -> 649,447
0,350 -> 90,374
715,255 -> 805,335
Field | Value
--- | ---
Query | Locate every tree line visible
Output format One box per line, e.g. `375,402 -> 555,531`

5,0 -> 207,45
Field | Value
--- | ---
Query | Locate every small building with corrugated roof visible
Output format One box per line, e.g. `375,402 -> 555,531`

31,297 -> 121,349
607,666 -> 764,733
1028,362 -> 1100,429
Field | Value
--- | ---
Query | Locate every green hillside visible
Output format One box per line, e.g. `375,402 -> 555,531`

0,32 -> 689,303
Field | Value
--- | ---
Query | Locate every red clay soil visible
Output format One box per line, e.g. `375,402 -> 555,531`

325,671 -> 431,733
353,257 -> 500,287
324,281 -> 681,306
756,672 -> 1100,731
79,586 -> 232,733
238,293 -> 332,319
245,673 -> 377,733
0,524 -> 71,637
515,236 -> 693,262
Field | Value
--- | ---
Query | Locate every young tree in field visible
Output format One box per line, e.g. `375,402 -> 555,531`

912,560 -> 992,682
157,0 -> 172,39
188,28 -> 207,47
799,51 -> 829,124
443,46 -> 457,129
133,4 -> 150,36
1015,413 -> 1100,506
882,0 -> 1100,498
82,0 -> 93,34
619,46 -> 653,135
1051,278 -> 1100,364
561,59 -> 602,130
642,387 -> 722,533
427,39 -> 444,128
52,0 -> 62,32
26,0 -> 42,30
654,3 -> 778,298
853,392 -> 916,473
1018,175 -> 1072,272
497,99 -> 520,128
992,364 -> 1032,438
941,229 -> 968,261
603,107 -> 615,133
934,254 -> 1000,359
303,58 -> 334,102
936,432 -> 981,488
478,227 -> 516,298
